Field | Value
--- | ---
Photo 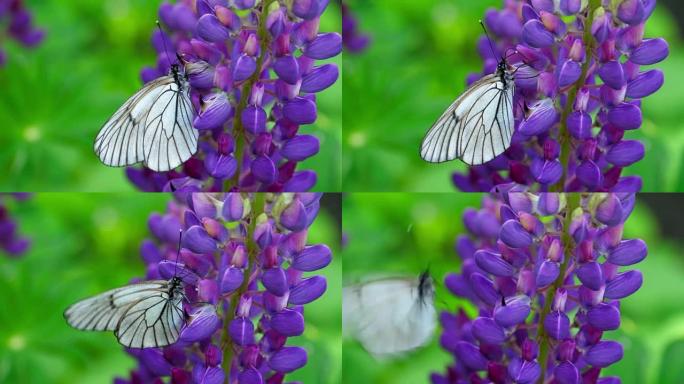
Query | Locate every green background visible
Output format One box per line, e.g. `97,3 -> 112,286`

0,0 -> 342,192
342,193 -> 684,384
342,0 -> 684,192
0,194 -> 341,384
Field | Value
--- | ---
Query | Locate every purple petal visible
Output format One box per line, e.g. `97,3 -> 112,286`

229,317 -> 255,345
587,303 -> 621,330
604,270 -> 643,299
271,309 -> 305,336
500,220 -> 533,248
522,19 -> 555,48
585,341 -> 624,367
626,69 -> 664,99
472,317 -> 506,345
301,64 -> 339,93
283,97 -> 318,124
608,239 -> 647,266
196,14 -> 230,42
544,311 -> 570,339
630,38 -> 669,65
289,276 -> 326,304
268,346 -> 307,372
281,135 -> 320,161
606,140 -> 645,167
292,244 -> 332,271
577,261 -> 604,291
475,250 -> 515,277
598,61 -> 626,90
303,33 -> 342,59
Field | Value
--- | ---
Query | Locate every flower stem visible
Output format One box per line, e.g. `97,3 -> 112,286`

552,0 -> 602,192
536,193 -> 580,383
225,0 -> 276,191
223,193 -> 266,383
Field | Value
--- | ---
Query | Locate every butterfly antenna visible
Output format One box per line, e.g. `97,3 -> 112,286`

479,20 -> 500,62
156,21 -> 176,69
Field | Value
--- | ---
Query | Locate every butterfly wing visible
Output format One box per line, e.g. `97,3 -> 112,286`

64,281 -> 169,332
142,78 -> 198,172
343,277 -> 436,358
115,285 -> 185,348
94,77 -> 175,168
420,73 -> 515,165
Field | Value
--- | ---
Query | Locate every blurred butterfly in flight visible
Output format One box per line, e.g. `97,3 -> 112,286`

94,25 -> 198,172
343,270 -> 436,359
420,22 -> 517,166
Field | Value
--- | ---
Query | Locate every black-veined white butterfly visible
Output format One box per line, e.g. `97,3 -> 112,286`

94,55 -> 199,172
64,230 -> 189,348
343,270 -> 436,359
420,56 -> 516,166
64,276 -> 186,348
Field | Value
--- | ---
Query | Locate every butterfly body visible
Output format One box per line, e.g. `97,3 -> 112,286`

94,62 -> 198,172
64,277 -> 186,349
343,271 -> 436,359
421,58 -> 515,165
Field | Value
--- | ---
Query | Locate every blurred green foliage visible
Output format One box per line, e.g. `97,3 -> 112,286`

0,0 -> 341,192
0,193 -> 341,384
342,193 -> 684,384
342,0 -> 684,192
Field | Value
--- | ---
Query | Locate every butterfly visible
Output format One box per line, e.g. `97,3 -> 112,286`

420,56 -> 516,166
342,270 -> 436,359
94,55 -> 199,172
64,276 -> 187,348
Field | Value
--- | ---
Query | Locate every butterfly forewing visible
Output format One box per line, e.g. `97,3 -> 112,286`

420,67 -> 515,165
64,279 -> 185,349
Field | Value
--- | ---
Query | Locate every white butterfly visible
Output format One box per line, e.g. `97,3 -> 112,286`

94,61 -> 199,172
343,271 -> 436,359
64,276 -> 186,348
420,58 -> 515,165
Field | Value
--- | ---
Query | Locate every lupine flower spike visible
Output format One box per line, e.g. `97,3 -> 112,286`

432,192 -> 644,384
115,193 -> 332,384
452,0 -> 667,192
126,1 -> 342,193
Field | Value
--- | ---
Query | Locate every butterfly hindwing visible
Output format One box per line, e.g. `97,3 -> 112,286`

142,80 -> 198,172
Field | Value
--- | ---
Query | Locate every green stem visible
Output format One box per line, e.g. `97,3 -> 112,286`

536,193 -> 581,383
223,193 -> 266,383
225,0 -> 276,191
552,0 -> 602,192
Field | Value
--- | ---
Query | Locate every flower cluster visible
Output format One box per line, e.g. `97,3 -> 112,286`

341,1 -> 369,53
0,193 -> 31,257
115,193 -> 332,384
126,0 -> 341,192
0,0 -> 44,67
452,0 -> 668,192
433,193 -> 645,383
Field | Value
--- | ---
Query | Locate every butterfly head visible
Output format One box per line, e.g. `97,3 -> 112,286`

169,276 -> 184,298
417,269 -> 435,306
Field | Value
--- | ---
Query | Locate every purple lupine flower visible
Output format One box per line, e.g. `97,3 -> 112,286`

114,193 -> 332,384
433,192 -> 644,383
0,193 -> 31,257
0,0 -> 45,67
452,0 -> 667,192
126,1 -> 341,192
341,1 -> 370,53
